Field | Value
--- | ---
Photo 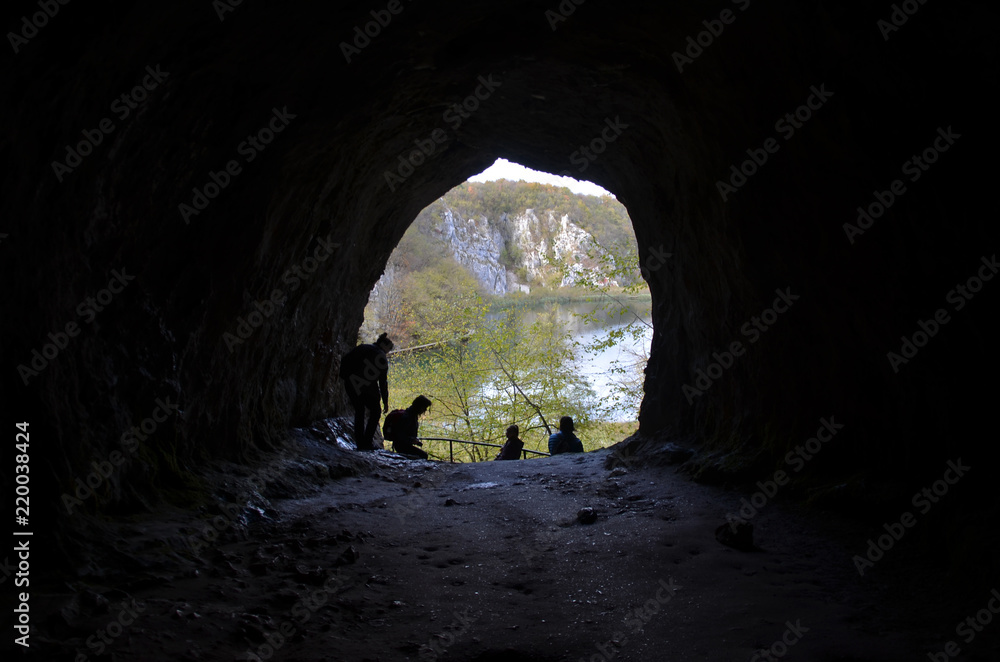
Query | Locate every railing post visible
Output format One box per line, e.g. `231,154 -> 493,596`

449,439 -> 454,463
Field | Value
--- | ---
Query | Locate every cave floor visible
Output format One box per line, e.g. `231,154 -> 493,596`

38,443 -> 996,661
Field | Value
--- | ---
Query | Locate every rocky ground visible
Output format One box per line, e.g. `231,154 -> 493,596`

27,424 -> 1000,661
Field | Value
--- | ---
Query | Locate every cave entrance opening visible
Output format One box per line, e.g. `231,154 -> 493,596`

358,158 -> 651,462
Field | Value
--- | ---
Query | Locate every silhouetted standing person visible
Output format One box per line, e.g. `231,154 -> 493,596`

339,332 -> 393,451
548,416 -> 584,455
390,395 -> 431,459
496,424 -> 524,460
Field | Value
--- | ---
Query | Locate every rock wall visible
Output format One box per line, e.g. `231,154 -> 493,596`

1,0 -> 996,561
423,204 -> 601,295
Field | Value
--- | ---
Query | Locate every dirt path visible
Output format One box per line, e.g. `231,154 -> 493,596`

38,444 -> 996,661
282,451 -> 928,662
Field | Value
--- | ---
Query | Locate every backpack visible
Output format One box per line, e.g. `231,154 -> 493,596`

382,409 -> 406,441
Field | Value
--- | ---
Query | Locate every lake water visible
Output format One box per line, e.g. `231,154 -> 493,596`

495,296 -> 653,422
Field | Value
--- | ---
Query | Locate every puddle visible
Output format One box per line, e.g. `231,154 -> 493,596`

462,482 -> 502,490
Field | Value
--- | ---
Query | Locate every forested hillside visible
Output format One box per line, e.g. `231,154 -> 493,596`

418,179 -> 636,254
362,180 -> 639,347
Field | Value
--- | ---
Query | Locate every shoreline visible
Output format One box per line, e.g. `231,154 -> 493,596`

488,289 -> 652,309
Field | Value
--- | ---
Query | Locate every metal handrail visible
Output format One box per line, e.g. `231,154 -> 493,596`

416,437 -> 551,463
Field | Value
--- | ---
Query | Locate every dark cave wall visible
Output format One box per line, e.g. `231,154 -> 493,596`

2,0 -> 996,532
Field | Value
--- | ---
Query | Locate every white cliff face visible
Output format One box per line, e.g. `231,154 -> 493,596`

374,203 -> 605,297
426,206 -> 601,295
551,213 -> 592,263
431,208 -> 511,294
511,209 -> 548,282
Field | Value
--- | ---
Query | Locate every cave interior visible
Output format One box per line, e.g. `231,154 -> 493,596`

3,0 -> 998,658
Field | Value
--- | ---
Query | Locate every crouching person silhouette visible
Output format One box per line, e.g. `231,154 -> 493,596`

339,332 -> 393,451
495,425 -> 524,460
384,395 -> 431,460
548,416 -> 584,455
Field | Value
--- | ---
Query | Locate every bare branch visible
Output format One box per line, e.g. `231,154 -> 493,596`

489,346 -> 553,436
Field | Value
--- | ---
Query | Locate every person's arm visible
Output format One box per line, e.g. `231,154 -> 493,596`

378,368 -> 389,413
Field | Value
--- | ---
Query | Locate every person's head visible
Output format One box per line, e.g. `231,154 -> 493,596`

411,395 -> 432,416
506,424 -> 519,440
559,416 -> 574,433
375,332 -> 394,352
